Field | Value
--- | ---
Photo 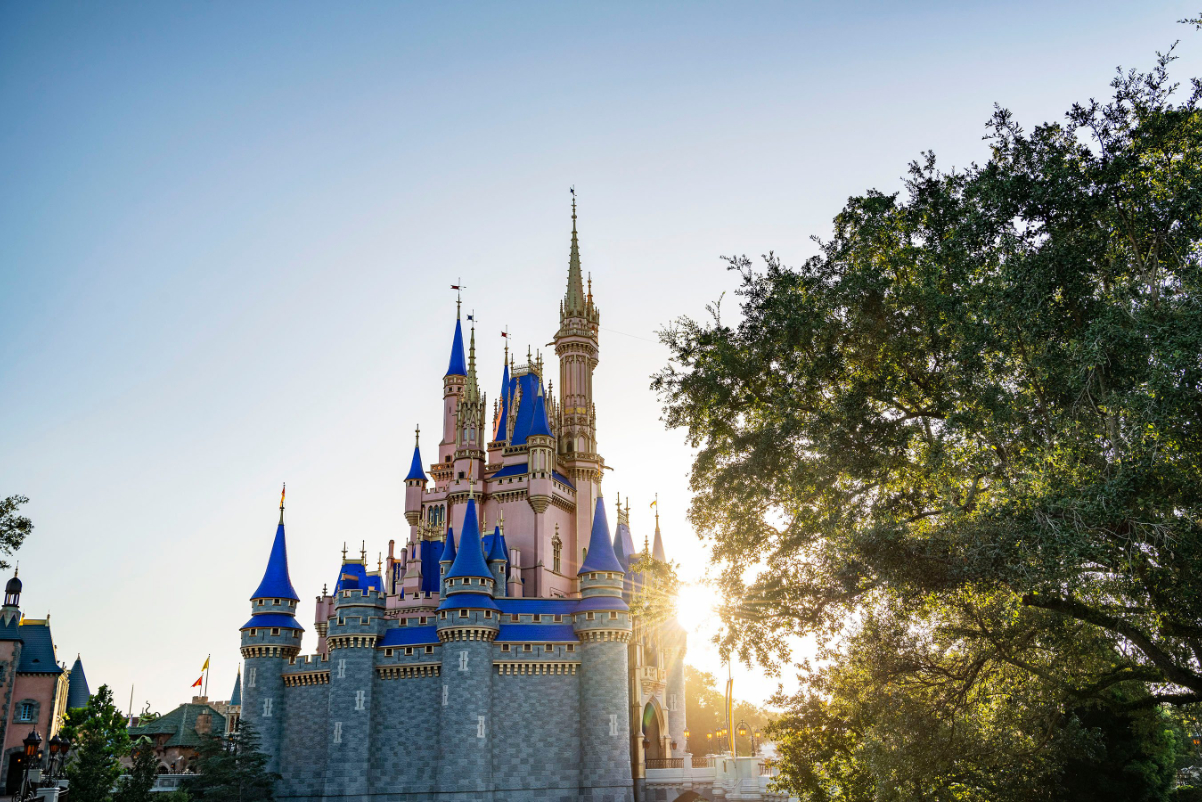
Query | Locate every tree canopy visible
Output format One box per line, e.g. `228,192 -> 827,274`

655,45 -> 1202,800
186,724 -> 276,802
64,685 -> 132,802
0,495 -> 32,570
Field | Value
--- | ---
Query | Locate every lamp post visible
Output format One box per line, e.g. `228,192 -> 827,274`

733,720 -> 762,756
21,729 -> 41,801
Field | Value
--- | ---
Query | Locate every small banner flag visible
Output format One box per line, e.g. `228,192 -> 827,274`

191,675 -> 203,688
201,656 -> 210,672
650,499 -> 657,509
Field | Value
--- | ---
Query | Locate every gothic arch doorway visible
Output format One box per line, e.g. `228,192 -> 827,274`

642,700 -> 665,762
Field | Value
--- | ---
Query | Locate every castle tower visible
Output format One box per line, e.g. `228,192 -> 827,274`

239,489 -> 303,774
437,496 -> 499,801
441,304 -> 468,466
405,427 -> 427,529
554,198 -> 604,569
486,526 -> 508,599
323,556 -> 385,802
454,320 -> 487,492
573,498 -> 634,802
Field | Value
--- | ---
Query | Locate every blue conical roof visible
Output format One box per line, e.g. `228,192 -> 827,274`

66,656 -> 90,710
446,317 -> 467,377
230,670 -> 242,706
445,499 -> 492,580
579,498 -> 624,574
251,522 -> 299,601
406,441 -> 426,482
440,528 -> 457,563
487,526 -> 508,562
511,373 -> 544,445
493,362 -> 511,441
613,525 -> 630,573
529,384 -> 552,438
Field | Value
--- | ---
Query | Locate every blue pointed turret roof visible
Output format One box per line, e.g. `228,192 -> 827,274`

612,525 -> 630,573
487,526 -> 508,562
440,528 -> 457,563
66,656 -> 90,710
445,498 -> 492,580
446,316 -> 467,377
251,520 -> 299,601
579,498 -> 625,574
230,670 -> 242,707
493,361 -> 511,441
528,384 -> 552,438
405,431 -> 427,482
511,373 -> 545,445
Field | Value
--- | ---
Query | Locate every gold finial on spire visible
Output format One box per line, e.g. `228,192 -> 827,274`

361,541 -> 366,563
451,278 -> 465,318
415,424 -> 420,447
570,185 -> 576,231
378,553 -> 382,573
279,482 -> 286,525
342,542 -> 348,561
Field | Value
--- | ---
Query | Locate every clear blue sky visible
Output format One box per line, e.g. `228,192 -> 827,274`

2,2 -> 1198,713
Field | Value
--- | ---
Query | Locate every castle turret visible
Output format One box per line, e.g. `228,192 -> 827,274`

554,197 -> 604,573
438,528 -> 456,596
323,554 -> 386,802
1,570 -> 20,628
573,498 -> 634,802
441,304 -> 467,466
437,496 -> 499,799
240,487 -> 303,774
405,426 -> 427,527
486,526 -> 508,599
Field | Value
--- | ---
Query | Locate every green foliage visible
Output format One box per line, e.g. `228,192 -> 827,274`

0,495 -> 33,569
655,43 -> 1202,801
684,665 -> 772,756
159,792 -> 191,802
186,724 -> 276,802
115,738 -> 159,802
64,685 -> 132,802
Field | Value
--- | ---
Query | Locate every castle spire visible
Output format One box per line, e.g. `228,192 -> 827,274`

405,426 -> 427,482
564,189 -> 585,316
252,489 -> 299,601
445,308 -> 467,377
579,497 -> 624,575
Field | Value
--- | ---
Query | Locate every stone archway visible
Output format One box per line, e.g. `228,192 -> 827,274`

642,701 -> 663,761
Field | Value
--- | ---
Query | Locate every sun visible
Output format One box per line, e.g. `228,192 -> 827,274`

675,580 -> 721,638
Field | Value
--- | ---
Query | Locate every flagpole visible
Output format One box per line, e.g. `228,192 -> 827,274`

204,654 -> 210,698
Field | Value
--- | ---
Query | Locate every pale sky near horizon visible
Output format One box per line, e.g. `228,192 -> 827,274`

2,2 -> 1200,715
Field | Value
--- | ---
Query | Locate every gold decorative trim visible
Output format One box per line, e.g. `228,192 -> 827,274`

494,662 -> 579,676
283,671 -> 330,687
376,664 -> 441,679
240,645 -> 300,659
327,635 -> 379,650
437,628 -> 498,643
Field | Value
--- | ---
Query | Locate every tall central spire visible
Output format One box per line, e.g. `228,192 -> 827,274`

564,192 -> 585,316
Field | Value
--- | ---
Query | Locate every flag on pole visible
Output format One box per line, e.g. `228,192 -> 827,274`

191,675 -> 202,688
202,656 -> 210,671
650,499 -> 657,509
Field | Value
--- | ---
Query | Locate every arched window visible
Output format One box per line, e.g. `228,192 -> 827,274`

552,533 -> 562,575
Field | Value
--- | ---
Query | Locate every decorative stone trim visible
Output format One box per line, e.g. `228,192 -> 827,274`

494,662 -> 579,676
437,627 -> 498,643
282,671 -> 330,687
327,635 -> 378,650
576,630 -> 632,643
376,664 -> 441,679
240,645 -> 301,659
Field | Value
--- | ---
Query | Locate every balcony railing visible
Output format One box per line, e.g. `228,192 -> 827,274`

645,758 -> 684,770
640,666 -> 666,683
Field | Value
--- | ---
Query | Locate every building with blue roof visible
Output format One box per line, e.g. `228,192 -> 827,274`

238,201 -> 691,802
0,571 -> 90,792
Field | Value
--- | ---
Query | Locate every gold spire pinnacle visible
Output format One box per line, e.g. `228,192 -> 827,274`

361,540 -> 366,563
342,542 -> 348,562
415,424 -> 420,448
279,483 -> 286,525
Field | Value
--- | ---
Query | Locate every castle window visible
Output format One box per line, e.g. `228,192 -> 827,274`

425,646 -> 433,654
405,648 -> 413,656
420,617 -> 427,625
484,611 -> 492,619
552,534 -> 562,574
566,644 -> 575,653
440,612 -> 447,620
257,600 -> 265,606
522,644 -> 532,652
459,610 -> 469,618
533,615 -> 542,623
16,701 -> 37,723
587,612 -> 595,621
610,612 -> 618,620
385,649 -> 394,657
458,472 -> 464,479
272,628 -> 280,636
501,644 -> 510,652
509,615 -> 519,623
554,615 -> 562,623
544,644 -> 553,652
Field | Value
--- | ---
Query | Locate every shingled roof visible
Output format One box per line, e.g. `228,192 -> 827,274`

128,702 -> 227,748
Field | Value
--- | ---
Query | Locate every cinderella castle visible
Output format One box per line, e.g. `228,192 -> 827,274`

238,201 -> 692,802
